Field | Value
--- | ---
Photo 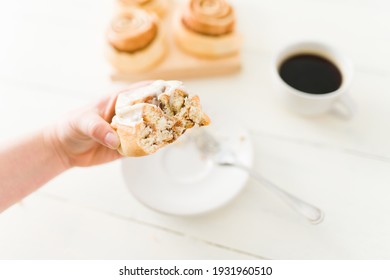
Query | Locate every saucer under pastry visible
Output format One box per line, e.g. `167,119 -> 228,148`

121,115 -> 253,216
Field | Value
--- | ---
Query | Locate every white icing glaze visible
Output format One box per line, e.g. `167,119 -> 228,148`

112,103 -> 147,126
113,80 -> 187,127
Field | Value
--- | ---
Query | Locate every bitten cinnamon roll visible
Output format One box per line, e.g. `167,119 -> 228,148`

174,0 -> 240,58
117,0 -> 170,18
111,80 -> 210,157
106,9 -> 167,73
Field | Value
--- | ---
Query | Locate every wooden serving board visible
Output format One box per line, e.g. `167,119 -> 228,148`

110,4 -> 242,82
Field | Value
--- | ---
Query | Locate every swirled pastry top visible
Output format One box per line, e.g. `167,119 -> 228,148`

107,9 -> 158,52
182,0 -> 235,36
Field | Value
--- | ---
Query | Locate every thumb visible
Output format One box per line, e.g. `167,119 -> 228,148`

77,113 -> 120,150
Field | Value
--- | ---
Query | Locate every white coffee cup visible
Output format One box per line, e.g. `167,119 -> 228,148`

272,41 -> 355,118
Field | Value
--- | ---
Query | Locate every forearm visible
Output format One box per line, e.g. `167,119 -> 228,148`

0,129 -> 70,212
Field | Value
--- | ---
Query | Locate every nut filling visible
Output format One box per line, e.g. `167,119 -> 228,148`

138,88 -> 208,154
111,80 -> 210,156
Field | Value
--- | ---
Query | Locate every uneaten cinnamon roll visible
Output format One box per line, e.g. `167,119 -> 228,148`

174,0 -> 240,58
111,80 -> 210,157
117,0 -> 170,18
106,9 -> 167,73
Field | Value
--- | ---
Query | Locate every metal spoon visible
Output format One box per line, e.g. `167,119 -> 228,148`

192,129 -> 324,224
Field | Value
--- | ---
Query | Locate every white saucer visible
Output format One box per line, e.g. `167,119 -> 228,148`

121,118 -> 254,216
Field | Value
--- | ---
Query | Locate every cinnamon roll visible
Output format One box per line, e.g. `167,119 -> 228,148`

106,9 -> 167,73
174,0 -> 240,58
117,0 -> 170,18
111,80 -> 210,157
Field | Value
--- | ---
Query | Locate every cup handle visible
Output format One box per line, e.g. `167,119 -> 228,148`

331,94 -> 357,119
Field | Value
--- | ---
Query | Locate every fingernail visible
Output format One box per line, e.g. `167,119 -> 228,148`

104,132 -> 120,149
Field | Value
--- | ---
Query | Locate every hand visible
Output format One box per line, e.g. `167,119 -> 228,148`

45,81 -> 151,168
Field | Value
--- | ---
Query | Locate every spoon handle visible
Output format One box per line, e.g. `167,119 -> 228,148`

235,163 -> 324,224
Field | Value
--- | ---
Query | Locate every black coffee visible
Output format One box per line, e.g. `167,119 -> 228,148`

279,54 -> 342,94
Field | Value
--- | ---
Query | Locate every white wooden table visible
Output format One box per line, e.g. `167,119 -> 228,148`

0,0 -> 390,259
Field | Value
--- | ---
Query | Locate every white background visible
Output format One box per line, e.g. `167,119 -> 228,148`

0,0 -> 390,259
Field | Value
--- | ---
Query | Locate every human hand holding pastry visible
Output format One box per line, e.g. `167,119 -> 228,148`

45,81 -> 162,167
0,88 -> 125,211
0,80 -> 209,211
43,92 -> 123,168
47,79 -> 210,162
